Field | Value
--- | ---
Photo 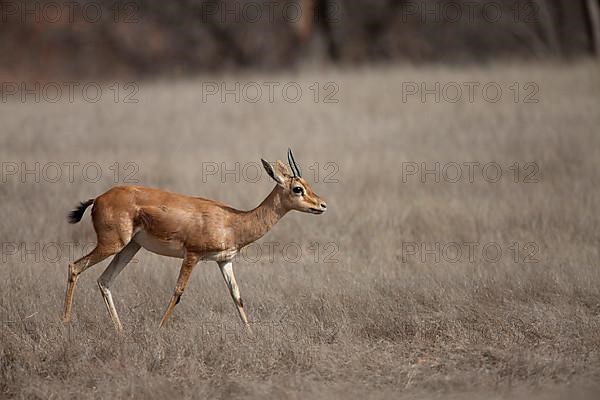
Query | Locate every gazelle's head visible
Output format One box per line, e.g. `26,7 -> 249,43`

262,150 -> 327,215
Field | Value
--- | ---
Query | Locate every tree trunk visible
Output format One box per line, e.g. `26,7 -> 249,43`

586,0 -> 600,56
296,0 -> 316,42
531,0 -> 560,55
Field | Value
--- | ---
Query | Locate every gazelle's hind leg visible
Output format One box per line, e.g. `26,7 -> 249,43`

63,246 -> 116,323
63,221 -> 134,324
97,240 -> 141,331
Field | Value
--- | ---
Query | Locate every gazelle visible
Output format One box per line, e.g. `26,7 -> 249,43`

63,150 -> 327,331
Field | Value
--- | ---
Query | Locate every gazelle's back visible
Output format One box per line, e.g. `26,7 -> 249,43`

91,186 -> 236,255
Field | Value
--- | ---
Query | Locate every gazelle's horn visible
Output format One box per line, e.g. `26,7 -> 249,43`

288,149 -> 301,178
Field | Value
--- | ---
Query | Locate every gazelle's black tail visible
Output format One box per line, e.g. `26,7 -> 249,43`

68,199 -> 94,224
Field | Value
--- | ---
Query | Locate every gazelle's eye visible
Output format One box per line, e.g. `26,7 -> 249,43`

293,186 -> 304,195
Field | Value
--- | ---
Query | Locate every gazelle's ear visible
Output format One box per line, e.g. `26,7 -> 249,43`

262,159 -> 286,186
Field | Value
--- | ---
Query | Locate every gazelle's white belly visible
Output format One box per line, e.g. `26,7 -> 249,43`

133,232 -> 185,259
202,249 -> 238,262
132,231 -> 238,262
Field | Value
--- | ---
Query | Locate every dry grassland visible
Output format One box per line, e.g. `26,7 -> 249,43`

0,61 -> 599,399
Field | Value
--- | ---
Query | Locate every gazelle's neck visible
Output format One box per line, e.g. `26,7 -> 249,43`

235,186 -> 289,248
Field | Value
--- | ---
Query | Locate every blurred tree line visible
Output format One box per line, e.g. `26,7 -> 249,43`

0,0 -> 598,80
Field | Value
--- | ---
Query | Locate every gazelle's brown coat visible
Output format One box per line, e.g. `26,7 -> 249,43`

63,154 -> 326,330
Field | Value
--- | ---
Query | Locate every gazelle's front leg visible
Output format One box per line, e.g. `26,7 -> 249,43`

218,260 -> 251,330
159,253 -> 200,328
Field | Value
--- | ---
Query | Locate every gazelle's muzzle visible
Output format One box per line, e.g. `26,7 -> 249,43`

309,200 -> 327,214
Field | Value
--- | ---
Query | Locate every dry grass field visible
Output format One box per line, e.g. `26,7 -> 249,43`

1,61 -> 599,399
